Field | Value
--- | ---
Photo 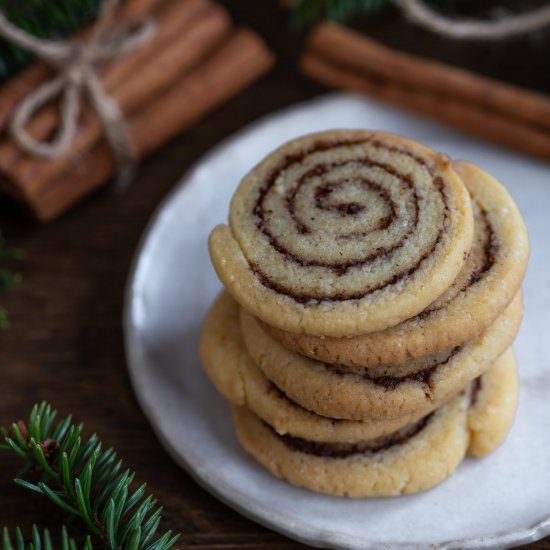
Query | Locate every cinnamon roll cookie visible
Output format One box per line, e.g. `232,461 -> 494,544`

263,161 -> 529,367
233,350 -> 518,497
240,293 -> 522,421
209,130 -> 474,337
200,292 -> 424,443
468,348 -> 518,458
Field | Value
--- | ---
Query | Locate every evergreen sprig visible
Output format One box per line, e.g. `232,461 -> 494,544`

291,0 -> 391,28
290,0 -> 475,28
0,0 -> 101,81
2,525 -> 91,550
0,232 -> 22,328
1,403 -> 180,550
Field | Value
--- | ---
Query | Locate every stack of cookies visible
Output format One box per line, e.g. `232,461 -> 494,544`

200,130 -> 529,497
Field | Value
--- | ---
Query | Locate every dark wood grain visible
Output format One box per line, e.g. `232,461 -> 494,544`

0,1 -> 548,548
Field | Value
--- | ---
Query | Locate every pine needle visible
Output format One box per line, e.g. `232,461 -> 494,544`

1,402 -> 180,550
0,231 -> 21,329
291,0 -> 478,29
0,0 -> 102,81
291,0 -> 392,29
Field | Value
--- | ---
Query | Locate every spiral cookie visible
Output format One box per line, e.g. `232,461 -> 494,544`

263,161 -> 529,367
241,293 -> 522,421
468,348 -> 518,458
209,130 -> 474,337
234,349 -> 518,497
234,395 -> 469,497
199,292 -> 426,443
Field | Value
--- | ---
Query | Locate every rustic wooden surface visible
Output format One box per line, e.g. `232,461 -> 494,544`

0,1 -> 548,548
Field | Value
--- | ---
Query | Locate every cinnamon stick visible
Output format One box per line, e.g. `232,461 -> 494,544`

307,23 -> 550,133
0,0 -> 164,131
103,0 -> 217,95
19,28 -> 275,221
0,0 -> 229,190
131,29 -> 274,156
302,53 -> 550,160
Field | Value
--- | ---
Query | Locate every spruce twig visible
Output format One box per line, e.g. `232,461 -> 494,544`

0,231 -> 21,329
2,525 -> 91,550
1,402 -> 180,550
291,0 -> 391,29
0,0 -> 101,81
290,0 -> 476,29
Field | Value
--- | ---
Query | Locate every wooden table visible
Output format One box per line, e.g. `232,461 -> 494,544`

1,1 -> 548,548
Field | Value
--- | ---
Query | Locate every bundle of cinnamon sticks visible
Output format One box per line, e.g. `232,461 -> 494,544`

0,0 -> 274,221
302,23 -> 550,162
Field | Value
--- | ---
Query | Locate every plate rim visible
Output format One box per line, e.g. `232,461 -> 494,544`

123,91 -> 550,550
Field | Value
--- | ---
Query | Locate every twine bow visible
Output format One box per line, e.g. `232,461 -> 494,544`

0,0 -> 156,187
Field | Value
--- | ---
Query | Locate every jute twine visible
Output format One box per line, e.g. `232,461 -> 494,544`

399,0 -> 550,40
0,0 -> 155,188
0,0 -> 548,189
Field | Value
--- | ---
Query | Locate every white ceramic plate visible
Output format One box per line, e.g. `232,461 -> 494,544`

124,93 -> 550,550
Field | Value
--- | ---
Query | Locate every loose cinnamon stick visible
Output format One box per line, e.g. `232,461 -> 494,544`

0,0 -> 164,131
0,0 -> 231,198
307,23 -> 550,132
302,53 -> 550,160
20,28 -> 275,221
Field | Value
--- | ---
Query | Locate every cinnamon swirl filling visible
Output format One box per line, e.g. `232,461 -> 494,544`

236,137 -> 455,303
269,413 -> 433,458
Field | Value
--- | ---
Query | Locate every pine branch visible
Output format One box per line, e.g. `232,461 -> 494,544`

0,0 -> 102,81
1,403 -> 180,550
0,231 -> 22,329
2,525 -> 91,550
291,0 -> 391,29
290,0 -> 477,29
